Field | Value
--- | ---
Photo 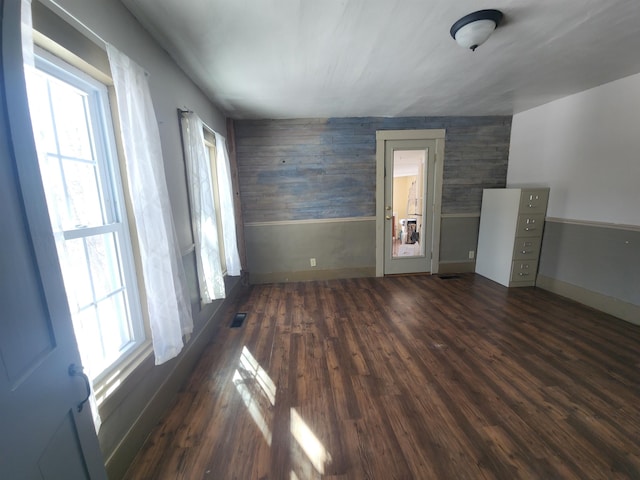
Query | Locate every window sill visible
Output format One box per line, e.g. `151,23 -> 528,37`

95,340 -> 154,422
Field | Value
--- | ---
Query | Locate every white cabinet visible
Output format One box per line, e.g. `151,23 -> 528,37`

475,188 -> 549,287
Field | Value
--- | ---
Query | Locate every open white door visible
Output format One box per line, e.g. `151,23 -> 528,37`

0,2 -> 107,477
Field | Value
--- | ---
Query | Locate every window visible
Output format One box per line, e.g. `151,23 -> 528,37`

28,50 -> 144,382
180,111 -> 241,303
203,130 -> 227,274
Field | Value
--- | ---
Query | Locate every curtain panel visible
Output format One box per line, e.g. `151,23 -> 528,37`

107,44 -> 193,365
213,132 -> 242,277
180,112 -> 226,302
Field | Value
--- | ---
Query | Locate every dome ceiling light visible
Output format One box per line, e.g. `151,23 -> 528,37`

450,9 -> 504,51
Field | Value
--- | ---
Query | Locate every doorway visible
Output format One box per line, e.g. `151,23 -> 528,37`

375,130 -> 445,276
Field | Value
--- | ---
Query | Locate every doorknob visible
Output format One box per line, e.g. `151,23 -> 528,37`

386,206 -> 392,211
385,215 -> 392,220
68,363 -> 91,413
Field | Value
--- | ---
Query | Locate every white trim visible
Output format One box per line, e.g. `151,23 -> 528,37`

375,129 -> 445,276
33,49 -> 146,379
376,129 -> 446,141
62,223 -> 120,240
245,216 -> 376,227
545,217 -> 640,232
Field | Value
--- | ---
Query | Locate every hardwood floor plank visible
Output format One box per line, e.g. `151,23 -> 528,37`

428,307 -> 618,478
124,274 -> 640,480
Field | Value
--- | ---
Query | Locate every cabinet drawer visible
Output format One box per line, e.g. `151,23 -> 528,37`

519,189 -> 549,214
510,260 -> 538,282
516,214 -> 545,237
512,236 -> 541,260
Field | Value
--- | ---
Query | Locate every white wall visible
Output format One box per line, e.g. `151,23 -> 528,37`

507,72 -> 640,227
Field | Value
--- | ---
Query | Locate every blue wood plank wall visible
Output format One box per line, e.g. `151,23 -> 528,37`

235,116 -> 512,223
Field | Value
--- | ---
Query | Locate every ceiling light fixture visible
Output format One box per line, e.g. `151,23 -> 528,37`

450,9 -> 503,51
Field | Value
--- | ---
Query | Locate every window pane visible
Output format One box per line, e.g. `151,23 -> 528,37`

61,238 -> 93,310
48,76 -> 94,160
38,154 -> 67,227
96,292 -> 131,360
73,307 -> 102,374
62,158 -> 104,228
28,72 -> 58,153
206,143 -> 227,272
86,233 -> 123,301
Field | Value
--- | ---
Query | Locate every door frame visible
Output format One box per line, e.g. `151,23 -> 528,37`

375,129 -> 445,276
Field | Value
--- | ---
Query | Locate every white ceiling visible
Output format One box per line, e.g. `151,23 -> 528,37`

121,0 -> 640,119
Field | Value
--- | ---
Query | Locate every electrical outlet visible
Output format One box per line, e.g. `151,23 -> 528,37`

469,250 -> 475,260
310,258 -> 317,267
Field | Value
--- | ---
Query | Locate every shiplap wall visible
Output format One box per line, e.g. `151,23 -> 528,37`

235,116 -> 512,223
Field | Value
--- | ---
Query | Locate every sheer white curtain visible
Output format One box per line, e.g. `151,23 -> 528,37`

106,44 -> 193,365
214,132 -> 242,276
180,112 -> 226,302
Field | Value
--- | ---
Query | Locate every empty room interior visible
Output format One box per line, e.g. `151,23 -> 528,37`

1,0 -> 639,478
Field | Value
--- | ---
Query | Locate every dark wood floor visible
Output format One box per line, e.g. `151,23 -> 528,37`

123,274 -> 640,479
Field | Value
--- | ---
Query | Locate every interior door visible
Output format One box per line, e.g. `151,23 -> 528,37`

0,2 -> 107,478
383,139 -> 436,274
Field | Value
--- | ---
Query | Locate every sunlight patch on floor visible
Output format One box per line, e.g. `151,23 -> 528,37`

290,408 -> 332,475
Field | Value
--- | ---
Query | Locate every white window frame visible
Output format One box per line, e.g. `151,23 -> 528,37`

203,129 -> 228,275
32,48 -> 146,385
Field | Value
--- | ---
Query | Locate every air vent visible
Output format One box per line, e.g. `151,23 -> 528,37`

230,312 -> 247,328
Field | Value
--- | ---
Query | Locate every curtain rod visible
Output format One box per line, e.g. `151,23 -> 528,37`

177,109 -> 221,139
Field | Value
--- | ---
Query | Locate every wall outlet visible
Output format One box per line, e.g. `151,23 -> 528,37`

469,250 -> 475,260
310,258 -> 317,267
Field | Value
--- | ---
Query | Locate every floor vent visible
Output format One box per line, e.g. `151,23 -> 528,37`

438,275 -> 461,280
230,312 -> 247,328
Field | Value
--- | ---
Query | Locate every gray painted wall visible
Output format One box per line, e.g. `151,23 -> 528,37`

235,116 -> 511,280
539,221 -> 640,307
439,215 -> 481,266
245,219 -> 376,283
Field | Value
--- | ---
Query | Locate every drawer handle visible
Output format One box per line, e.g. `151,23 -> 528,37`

527,204 -> 537,208
524,227 -> 536,231
519,272 -> 530,276
521,250 -> 531,254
